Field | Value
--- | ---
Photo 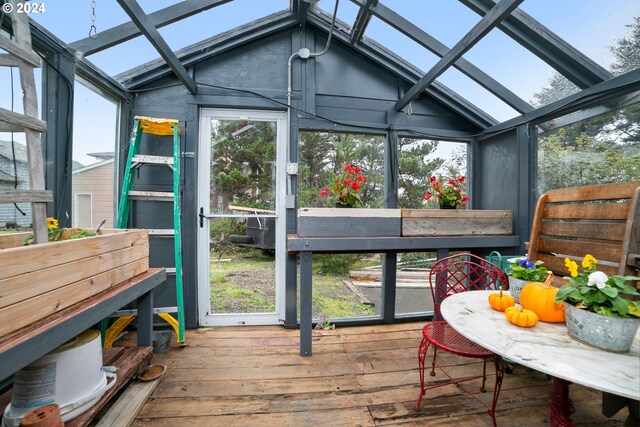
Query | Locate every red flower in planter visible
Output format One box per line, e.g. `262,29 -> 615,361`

423,175 -> 469,208
320,163 -> 368,207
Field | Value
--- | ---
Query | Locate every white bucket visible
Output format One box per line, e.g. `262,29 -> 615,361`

2,329 -> 116,426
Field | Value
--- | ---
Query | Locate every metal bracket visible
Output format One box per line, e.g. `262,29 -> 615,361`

182,151 -> 195,158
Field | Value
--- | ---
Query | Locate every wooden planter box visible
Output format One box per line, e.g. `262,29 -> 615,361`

401,209 -> 512,237
0,228 -> 149,340
298,208 -> 401,237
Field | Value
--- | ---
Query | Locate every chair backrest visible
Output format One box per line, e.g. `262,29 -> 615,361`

527,182 -> 640,283
429,253 -> 509,320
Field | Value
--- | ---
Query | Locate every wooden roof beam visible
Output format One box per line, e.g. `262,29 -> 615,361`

116,0 -> 197,95
395,0 -> 523,112
70,0 -> 232,56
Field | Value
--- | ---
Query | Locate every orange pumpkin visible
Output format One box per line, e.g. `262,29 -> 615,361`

520,273 -> 565,323
488,286 -> 515,312
505,306 -> 538,328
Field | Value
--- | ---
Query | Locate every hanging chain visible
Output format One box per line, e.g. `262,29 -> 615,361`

89,0 -> 97,39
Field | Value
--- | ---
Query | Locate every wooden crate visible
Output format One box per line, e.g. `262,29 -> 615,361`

401,209 -> 512,237
298,208 -> 401,237
0,228 -> 149,340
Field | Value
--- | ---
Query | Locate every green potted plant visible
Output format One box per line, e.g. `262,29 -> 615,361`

507,256 -> 549,304
555,254 -> 640,352
422,175 -> 469,209
320,163 -> 367,208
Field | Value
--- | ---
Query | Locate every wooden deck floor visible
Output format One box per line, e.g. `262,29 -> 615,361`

125,322 -> 628,426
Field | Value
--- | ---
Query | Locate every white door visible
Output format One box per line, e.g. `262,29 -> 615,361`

197,109 -> 286,326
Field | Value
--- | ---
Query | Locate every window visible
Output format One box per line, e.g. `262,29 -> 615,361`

536,95 -> 640,195
298,131 -> 385,208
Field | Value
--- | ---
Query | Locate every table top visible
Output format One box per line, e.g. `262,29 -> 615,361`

440,290 -> 640,400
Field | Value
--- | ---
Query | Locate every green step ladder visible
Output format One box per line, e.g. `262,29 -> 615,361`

105,116 -> 185,348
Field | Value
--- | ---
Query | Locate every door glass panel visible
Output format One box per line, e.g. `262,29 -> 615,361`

210,119 -> 277,214
207,118 -> 278,316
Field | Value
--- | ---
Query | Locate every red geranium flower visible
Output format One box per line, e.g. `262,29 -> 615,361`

423,175 -> 469,209
320,163 -> 368,207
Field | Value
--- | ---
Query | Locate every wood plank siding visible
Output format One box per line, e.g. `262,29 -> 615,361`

111,323 -> 628,426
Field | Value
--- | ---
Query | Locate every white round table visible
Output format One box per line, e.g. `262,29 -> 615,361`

440,290 -> 640,425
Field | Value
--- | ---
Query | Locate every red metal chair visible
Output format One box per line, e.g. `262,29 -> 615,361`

415,253 -> 508,427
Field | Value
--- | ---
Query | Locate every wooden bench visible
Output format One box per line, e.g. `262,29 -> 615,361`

527,182 -> 640,283
0,268 -> 166,382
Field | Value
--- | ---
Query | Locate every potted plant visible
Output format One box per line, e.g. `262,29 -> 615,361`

507,256 -> 549,304
320,163 -> 367,208
422,175 -> 469,209
555,254 -> 640,352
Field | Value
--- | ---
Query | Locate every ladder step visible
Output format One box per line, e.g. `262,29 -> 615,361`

166,268 -> 176,274
111,307 -> 178,317
132,155 -> 174,166
128,190 -> 174,201
148,229 -> 175,236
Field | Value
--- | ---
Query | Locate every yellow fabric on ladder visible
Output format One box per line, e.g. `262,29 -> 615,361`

135,116 -> 180,136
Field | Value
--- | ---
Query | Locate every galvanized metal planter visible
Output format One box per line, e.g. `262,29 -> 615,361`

507,276 -> 529,305
563,302 -> 640,353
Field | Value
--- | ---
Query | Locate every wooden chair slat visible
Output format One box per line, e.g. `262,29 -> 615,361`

544,182 -> 640,203
540,221 -> 626,242
538,237 -> 622,264
542,202 -> 629,221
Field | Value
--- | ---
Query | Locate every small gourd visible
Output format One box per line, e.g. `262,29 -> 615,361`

505,306 -> 538,328
488,286 -> 515,312
520,272 -> 565,323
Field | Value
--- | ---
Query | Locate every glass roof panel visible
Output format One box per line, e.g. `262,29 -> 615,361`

84,38 -> 164,77
321,0 -> 359,30
383,0 -> 481,48
30,3 -> 133,44
364,16 -> 440,74
437,68 -> 519,123
153,0 -> 289,52
519,0 -> 638,71
30,0 -> 288,76
462,28 -> 580,109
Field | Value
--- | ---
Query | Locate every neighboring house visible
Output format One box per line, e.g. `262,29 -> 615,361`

0,140 -> 31,227
71,153 -> 115,228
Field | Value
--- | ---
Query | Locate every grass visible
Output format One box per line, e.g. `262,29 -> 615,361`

210,284 -> 275,312
312,295 -> 374,318
209,249 -> 276,313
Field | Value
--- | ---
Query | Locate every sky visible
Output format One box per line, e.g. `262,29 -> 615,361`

0,0 -> 638,165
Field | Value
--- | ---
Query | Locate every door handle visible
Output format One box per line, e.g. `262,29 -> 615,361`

199,207 -> 205,228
